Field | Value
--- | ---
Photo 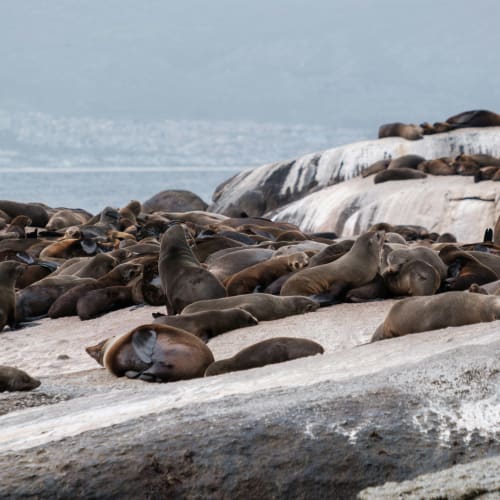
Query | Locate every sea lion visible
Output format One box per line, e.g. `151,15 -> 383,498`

0,201 -> 49,227
207,248 -> 274,282
361,159 -> 390,178
45,209 -> 91,231
280,231 -> 385,303
383,246 -> 448,280
384,260 -> 441,297
48,262 -> 142,318
15,261 -> 57,289
0,366 -> 41,392
225,252 -> 309,295
374,168 -> 427,183
417,158 -> 456,176
372,291 -> 500,341
0,261 -> 24,331
204,337 -> 324,376
387,155 -> 426,170
378,123 -> 423,140
445,109 -> 500,129
16,275 -> 95,322
159,223 -> 226,315
308,240 -> 355,267
192,235 -> 245,263
85,324 -> 214,382
345,274 -> 390,302
0,215 -> 32,239
152,308 -> 258,342
182,293 -> 319,321
76,285 -> 137,320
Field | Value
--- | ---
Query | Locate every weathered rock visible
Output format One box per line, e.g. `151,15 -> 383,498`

358,455 -> 500,499
209,127 -> 500,216
271,175 -> 499,241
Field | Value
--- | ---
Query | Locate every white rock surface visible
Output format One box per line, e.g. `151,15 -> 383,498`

272,175 -> 499,241
210,127 -> 500,214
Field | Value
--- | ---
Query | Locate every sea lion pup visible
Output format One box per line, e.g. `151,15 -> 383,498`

182,293 -> 319,321
152,308 -> 258,342
76,285 -> 137,320
280,231 -> 385,303
15,275 -> 95,322
383,246 -> 448,280
378,123 -> 423,140
361,159 -> 390,178
384,260 -> 441,297
0,261 -> 24,331
45,209 -> 91,231
371,291 -> 500,341
387,154 -> 426,170
445,109 -> 500,129
86,324 -> 214,382
0,215 -> 32,239
48,262 -> 142,318
374,168 -> 427,183
225,252 -> 309,295
0,366 -> 41,392
469,279 -> 500,295
159,223 -> 226,315
204,337 -> 324,376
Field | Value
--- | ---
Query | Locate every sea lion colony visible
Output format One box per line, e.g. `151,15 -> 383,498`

1,108 -> 500,388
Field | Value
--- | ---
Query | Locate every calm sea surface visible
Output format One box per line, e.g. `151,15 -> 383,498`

0,166 -> 244,214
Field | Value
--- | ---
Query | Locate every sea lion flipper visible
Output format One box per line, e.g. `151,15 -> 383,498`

131,328 -> 157,364
483,228 -> 493,242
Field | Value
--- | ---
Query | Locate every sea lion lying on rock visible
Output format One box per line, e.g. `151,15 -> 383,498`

0,365 -> 41,392
204,337 -> 324,376
372,291 -> 500,341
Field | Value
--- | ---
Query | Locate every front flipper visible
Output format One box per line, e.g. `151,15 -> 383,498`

131,328 -> 157,364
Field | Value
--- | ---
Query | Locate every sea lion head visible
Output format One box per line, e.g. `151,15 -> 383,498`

0,366 -> 41,392
288,252 -> 309,271
85,338 -> 114,366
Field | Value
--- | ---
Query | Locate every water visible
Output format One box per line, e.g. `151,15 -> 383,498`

0,166 -> 243,213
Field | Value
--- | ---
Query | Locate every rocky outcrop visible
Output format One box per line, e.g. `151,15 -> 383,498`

209,127 -> 500,216
271,175 -> 500,241
0,302 -> 498,498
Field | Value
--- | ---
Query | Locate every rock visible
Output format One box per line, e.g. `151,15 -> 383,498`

209,127 -> 500,216
142,189 -> 208,213
271,175 -> 500,241
358,455 -> 500,499
0,303 -> 498,498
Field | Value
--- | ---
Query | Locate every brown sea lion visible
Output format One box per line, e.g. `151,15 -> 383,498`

280,231 -> 385,303
445,109 -> 500,129
387,155 -> 426,170
0,261 -> 24,331
207,248 -> 274,282
378,123 -> 423,140
417,158 -> 456,176
152,308 -> 258,342
475,166 -> 500,182
192,235 -> 245,263
439,246 -> 498,291
225,252 -> 309,295
16,275 -> 95,322
15,261 -> 57,289
204,337 -> 324,376
345,274 -> 390,302
76,285 -> 137,320
182,293 -> 319,321
372,291 -> 500,341
361,159 -> 390,178
86,324 -> 214,382
159,223 -> 226,315
308,240 -> 355,267
0,201 -> 49,227
1,215 -> 32,239
0,366 -> 41,392
468,251 -> 500,277
384,260 -> 441,297
48,262 -> 142,318
384,246 -> 448,280
374,168 -> 427,183
45,209 -> 91,231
